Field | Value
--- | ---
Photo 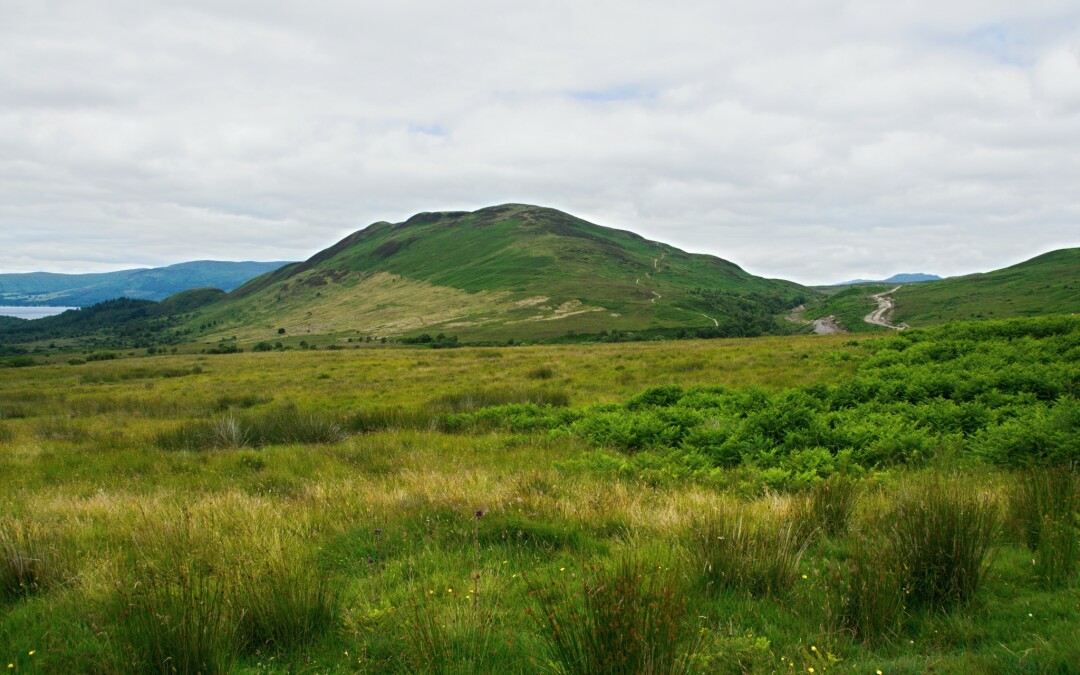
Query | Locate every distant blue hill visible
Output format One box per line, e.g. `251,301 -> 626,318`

0,260 -> 292,307
834,273 -> 942,286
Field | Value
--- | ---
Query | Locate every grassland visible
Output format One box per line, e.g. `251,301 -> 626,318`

893,248 -> 1080,326
1,319 -> 1078,673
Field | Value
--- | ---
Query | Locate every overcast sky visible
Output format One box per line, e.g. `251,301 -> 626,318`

2,1 -> 1078,285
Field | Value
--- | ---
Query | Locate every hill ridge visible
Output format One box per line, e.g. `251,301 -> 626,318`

194,204 -> 810,343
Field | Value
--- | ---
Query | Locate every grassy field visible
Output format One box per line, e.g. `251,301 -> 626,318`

893,248 -> 1080,326
1,320 -> 1078,673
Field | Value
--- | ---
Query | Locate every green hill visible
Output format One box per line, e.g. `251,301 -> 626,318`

189,204 -> 812,343
893,248 -> 1080,325
0,260 -> 291,307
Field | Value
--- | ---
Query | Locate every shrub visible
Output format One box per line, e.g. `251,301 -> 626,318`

691,513 -> 810,598
529,554 -> 692,674
891,480 -> 998,609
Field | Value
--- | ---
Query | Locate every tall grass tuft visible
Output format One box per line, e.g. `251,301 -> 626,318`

529,554 -> 692,674
1011,468 -> 1078,551
119,559 -> 235,674
796,475 -> 859,539
691,513 -> 810,598
230,555 -> 340,653
1011,468 -> 1078,587
825,534 -> 906,644
428,386 -> 570,413
526,365 -> 556,380
155,403 -> 346,450
404,588 -> 501,674
891,480 -> 998,610
1034,516 -> 1078,588
345,406 -> 437,433
0,519 -> 54,602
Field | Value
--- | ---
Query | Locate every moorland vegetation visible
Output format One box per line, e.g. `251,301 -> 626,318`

1,315 -> 1078,672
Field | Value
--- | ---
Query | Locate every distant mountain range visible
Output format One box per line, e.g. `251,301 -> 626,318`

833,273 -> 942,286
0,260 -> 292,307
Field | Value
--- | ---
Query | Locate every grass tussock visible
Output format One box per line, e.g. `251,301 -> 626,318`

891,479 -> 999,610
1,519 -> 56,602
691,512 -> 811,598
346,406 -> 439,433
230,550 -> 340,653
119,559 -> 236,674
1011,468 -> 1078,587
428,386 -> 570,413
529,554 -> 692,675
1012,468 -> 1077,550
404,585 -> 501,674
155,403 -> 347,450
345,386 -> 571,433
526,365 -> 556,380
826,534 -> 906,645
796,475 -> 860,539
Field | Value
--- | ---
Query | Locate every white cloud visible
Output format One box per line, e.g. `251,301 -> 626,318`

1,0 -> 1078,285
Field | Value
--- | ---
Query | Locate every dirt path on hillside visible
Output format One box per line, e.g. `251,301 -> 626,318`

786,305 -> 847,335
638,250 -> 667,303
701,313 -> 719,327
865,286 -> 908,330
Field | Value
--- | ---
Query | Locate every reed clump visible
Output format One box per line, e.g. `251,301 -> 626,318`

529,554 -> 692,675
891,479 -> 998,610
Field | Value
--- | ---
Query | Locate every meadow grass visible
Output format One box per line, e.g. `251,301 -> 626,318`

0,327 -> 1078,672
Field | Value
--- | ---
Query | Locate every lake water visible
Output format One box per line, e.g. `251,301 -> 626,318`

0,306 -> 78,319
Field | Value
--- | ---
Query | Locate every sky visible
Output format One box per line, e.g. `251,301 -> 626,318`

2,1 -> 1079,286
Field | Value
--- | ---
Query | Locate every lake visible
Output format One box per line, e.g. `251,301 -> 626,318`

0,306 -> 78,319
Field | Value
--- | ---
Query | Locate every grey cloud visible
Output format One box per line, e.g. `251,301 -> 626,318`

1,0 -> 1078,285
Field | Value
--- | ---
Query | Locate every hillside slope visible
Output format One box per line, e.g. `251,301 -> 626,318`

190,204 -> 811,342
0,260 -> 291,307
893,248 -> 1080,325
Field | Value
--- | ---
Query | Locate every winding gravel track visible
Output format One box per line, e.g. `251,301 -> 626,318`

864,286 -> 907,330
